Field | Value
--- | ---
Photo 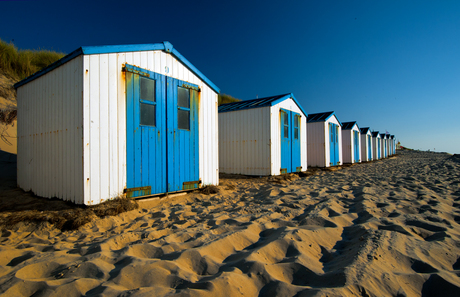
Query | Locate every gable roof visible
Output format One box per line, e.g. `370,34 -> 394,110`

372,132 -> 380,137
14,41 -> 220,93
342,121 -> 360,130
218,93 -> 307,117
360,127 -> 371,134
307,111 -> 342,126
380,133 -> 388,139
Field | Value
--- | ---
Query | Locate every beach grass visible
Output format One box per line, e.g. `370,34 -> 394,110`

0,38 -> 65,80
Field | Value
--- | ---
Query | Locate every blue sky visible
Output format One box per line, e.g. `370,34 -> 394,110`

2,0 -> 459,153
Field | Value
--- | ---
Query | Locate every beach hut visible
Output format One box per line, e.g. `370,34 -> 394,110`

372,132 -> 382,160
14,42 -> 220,205
360,127 -> 373,162
218,93 -> 307,175
307,111 -> 342,167
380,134 -> 388,158
341,121 -> 361,164
391,135 -> 396,155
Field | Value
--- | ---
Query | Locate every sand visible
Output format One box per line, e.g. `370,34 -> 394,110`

1,150 -> 460,296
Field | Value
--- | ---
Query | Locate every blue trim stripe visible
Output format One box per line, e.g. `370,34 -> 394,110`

14,42 -> 220,94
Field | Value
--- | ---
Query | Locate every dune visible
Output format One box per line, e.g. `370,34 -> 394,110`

1,150 -> 460,296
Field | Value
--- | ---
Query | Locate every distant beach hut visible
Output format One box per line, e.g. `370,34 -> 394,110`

307,111 -> 342,167
390,135 -> 396,155
14,42 -> 220,205
219,93 -> 307,175
341,121 -> 361,164
360,127 -> 373,162
372,132 -> 382,160
380,134 -> 388,158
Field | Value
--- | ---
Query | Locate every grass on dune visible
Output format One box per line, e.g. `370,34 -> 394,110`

218,93 -> 241,105
0,39 -> 65,80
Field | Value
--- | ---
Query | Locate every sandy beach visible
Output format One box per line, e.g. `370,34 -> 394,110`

1,150 -> 460,296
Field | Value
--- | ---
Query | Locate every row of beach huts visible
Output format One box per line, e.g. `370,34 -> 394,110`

14,42 -> 396,205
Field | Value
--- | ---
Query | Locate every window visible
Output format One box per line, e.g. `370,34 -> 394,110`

178,86 -> 190,130
140,103 -> 155,126
282,111 -> 289,138
294,115 -> 299,140
140,77 -> 156,126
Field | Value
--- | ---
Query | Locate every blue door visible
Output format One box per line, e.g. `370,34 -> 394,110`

329,123 -> 339,166
367,135 -> 372,160
280,109 -> 301,173
166,77 -> 200,192
377,139 -> 381,159
353,131 -> 360,163
125,64 -> 200,198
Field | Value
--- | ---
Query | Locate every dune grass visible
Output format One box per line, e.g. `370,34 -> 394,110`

0,38 -> 65,80
218,93 -> 241,105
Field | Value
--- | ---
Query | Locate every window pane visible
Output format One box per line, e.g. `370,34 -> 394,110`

294,116 -> 299,128
283,112 -> 288,125
284,126 -> 289,138
178,109 -> 190,130
178,87 -> 190,108
140,77 -> 155,102
294,128 -> 299,139
140,103 -> 155,126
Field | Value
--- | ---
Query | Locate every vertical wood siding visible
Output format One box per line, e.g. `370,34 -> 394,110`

342,126 -> 360,164
17,56 -> 84,204
219,107 -> 271,175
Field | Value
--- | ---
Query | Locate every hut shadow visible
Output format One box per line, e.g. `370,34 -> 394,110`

0,149 -> 79,213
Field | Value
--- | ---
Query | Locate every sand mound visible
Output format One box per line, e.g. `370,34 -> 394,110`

1,150 -> 460,296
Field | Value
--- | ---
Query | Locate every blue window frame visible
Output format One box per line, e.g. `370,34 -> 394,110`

177,86 -> 190,130
139,76 -> 156,127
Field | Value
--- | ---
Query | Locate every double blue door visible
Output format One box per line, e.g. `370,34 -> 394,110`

329,123 -> 339,166
125,64 -> 199,198
280,109 -> 301,173
353,131 -> 360,163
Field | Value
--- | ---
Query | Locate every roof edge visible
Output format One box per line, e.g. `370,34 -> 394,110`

14,42 -> 220,93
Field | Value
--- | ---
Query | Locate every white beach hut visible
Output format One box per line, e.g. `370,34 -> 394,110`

390,135 -> 396,155
372,132 -> 382,160
360,127 -> 373,162
380,134 -> 388,158
307,111 -> 342,167
341,121 -> 361,164
219,93 -> 307,175
14,42 -> 220,205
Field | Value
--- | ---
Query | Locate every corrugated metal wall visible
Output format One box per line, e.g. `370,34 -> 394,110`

83,51 -> 219,204
17,56 -> 84,204
219,107 -> 271,175
270,99 -> 307,175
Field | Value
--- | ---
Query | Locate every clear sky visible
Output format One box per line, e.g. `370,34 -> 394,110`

2,0 -> 459,153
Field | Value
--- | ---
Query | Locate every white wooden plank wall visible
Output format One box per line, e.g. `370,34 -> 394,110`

219,107 -> 271,175
83,51 -> 219,204
17,56 -> 83,204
